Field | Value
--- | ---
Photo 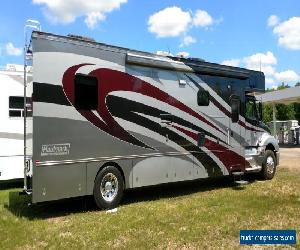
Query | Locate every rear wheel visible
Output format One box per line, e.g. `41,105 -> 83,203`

261,150 -> 276,180
93,166 -> 124,209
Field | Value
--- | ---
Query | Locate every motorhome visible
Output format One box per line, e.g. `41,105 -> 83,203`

23,31 -> 279,209
0,64 -> 32,181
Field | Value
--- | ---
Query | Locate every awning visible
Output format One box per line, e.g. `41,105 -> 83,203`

258,86 -> 300,104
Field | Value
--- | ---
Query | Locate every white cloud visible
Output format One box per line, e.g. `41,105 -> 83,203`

148,7 -> 216,38
176,51 -> 190,58
221,59 -> 240,67
243,51 -> 277,67
148,6 -> 192,38
222,51 -> 300,86
32,0 -> 127,28
273,17 -> 300,50
243,51 -> 277,77
265,77 -> 275,85
275,70 -> 300,82
84,12 -> 105,29
5,43 -> 22,56
180,35 -> 197,47
193,10 -> 213,27
267,15 -> 279,27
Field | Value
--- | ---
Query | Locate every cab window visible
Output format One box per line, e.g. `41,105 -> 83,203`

245,96 -> 258,121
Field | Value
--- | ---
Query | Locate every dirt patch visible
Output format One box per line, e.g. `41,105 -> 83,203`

279,147 -> 300,173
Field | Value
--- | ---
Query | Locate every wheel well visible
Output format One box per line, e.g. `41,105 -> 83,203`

95,162 -> 126,186
266,143 -> 275,152
265,143 -> 277,164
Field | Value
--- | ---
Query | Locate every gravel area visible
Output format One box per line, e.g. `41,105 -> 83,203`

279,146 -> 300,173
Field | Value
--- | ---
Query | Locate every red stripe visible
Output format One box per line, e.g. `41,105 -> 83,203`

62,66 -> 225,148
172,125 -> 247,171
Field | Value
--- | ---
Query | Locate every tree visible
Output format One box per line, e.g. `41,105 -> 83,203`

262,103 -> 273,123
277,82 -> 290,90
293,102 -> 300,122
276,103 -> 295,120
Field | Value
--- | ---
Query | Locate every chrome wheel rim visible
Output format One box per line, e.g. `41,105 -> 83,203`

266,156 -> 275,175
100,173 -> 119,202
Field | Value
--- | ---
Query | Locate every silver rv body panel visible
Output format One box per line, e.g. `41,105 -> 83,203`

25,32 -> 278,203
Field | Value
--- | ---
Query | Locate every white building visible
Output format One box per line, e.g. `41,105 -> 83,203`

0,64 -> 32,180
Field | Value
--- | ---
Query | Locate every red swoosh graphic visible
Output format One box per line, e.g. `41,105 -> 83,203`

62,64 -> 225,148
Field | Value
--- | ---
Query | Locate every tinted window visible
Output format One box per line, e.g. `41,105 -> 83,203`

75,74 -> 98,110
8,96 -> 31,118
9,110 -> 22,117
245,98 -> 256,120
231,96 -> 240,123
197,90 -> 210,106
9,96 -> 25,109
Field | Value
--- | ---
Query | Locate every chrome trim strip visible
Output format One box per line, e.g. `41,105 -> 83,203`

0,154 -> 24,158
36,151 -> 226,167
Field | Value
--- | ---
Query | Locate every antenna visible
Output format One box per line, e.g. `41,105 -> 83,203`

259,57 -> 262,72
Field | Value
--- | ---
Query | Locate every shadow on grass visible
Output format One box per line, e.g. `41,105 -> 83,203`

5,175 -> 258,220
0,179 -> 23,190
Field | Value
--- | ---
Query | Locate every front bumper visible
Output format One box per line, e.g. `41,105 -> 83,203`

245,147 -> 265,173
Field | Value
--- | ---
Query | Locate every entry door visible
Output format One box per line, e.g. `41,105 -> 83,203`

227,96 -> 245,172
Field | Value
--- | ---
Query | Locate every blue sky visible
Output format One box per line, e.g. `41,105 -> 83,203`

0,0 -> 299,88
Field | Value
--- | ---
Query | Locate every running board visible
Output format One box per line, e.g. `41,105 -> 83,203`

234,180 -> 249,185
231,171 -> 248,185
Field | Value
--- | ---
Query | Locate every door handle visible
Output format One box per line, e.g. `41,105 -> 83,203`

227,128 -> 230,144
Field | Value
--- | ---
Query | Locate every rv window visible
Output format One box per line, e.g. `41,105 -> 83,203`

230,96 -> 240,123
9,110 -> 22,117
9,96 -> 24,109
245,96 -> 262,122
197,90 -> 210,106
245,98 -> 257,120
8,96 -> 30,118
75,74 -> 98,110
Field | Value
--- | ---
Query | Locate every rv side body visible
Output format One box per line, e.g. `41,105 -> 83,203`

25,32 -> 278,204
0,67 -> 32,181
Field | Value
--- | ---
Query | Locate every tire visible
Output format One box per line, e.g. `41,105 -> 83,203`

93,165 -> 124,209
260,150 -> 276,180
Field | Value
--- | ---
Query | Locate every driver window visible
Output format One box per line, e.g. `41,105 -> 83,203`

245,98 -> 256,120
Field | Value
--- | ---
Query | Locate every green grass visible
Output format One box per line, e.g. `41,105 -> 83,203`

0,169 -> 299,249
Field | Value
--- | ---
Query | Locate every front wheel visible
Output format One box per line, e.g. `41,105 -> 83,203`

93,166 -> 124,209
261,150 -> 276,180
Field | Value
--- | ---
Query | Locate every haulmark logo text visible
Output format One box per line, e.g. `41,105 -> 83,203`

41,143 -> 70,156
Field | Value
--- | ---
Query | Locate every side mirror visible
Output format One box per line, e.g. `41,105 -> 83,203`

258,102 -> 263,121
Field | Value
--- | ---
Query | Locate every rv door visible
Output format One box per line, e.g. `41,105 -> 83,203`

228,95 -> 245,172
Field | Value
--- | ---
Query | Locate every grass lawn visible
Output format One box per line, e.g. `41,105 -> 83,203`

0,169 -> 299,249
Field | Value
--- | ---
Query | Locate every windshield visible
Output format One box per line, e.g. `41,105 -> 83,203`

245,96 -> 261,121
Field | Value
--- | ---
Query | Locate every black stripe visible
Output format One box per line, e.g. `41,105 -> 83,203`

33,82 -> 71,106
107,95 -> 223,177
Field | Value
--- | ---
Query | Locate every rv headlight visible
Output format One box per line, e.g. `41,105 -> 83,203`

257,146 -> 265,155
245,147 -> 257,155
